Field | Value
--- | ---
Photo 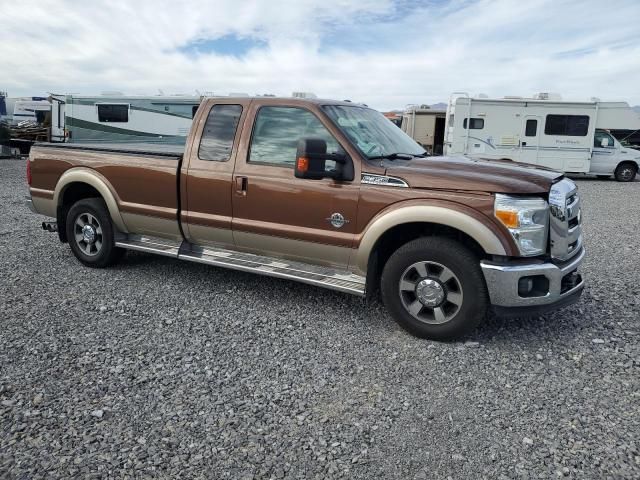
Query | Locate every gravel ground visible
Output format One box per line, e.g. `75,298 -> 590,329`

1,158 -> 639,479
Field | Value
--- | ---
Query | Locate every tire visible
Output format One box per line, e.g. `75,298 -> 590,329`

380,237 -> 488,340
66,198 -> 124,268
614,162 -> 637,182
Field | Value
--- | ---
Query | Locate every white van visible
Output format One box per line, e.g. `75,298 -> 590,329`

445,93 -> 640,182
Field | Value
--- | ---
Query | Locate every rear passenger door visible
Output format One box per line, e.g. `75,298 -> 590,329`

182,99 -> 250,247
231,102 -> 360,268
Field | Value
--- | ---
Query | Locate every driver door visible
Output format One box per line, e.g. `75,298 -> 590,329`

231,102 -> 360,268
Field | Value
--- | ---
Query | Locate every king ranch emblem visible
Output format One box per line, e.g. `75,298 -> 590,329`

327,212 -> 348,229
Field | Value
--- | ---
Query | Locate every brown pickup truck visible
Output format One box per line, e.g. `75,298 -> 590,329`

26,96 -> 585,339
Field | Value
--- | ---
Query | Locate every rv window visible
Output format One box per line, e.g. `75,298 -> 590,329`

97,104 -> 129,123
463,118 -> 484,129
198,104 -> 243,162
544,115 -> 589,136
192,105 -> 199,118
525,119 -> 537,137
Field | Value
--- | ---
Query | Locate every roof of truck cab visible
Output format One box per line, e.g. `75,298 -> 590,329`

202,96 -> 368,107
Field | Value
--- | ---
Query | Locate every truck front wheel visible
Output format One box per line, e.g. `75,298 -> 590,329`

381,237 -> 488,340
66,198 -> 124,268
614,162 -> 638,182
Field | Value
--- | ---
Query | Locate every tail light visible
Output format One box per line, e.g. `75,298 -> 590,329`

26,158 -> 32,186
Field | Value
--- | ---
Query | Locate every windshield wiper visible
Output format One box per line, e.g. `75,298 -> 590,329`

368,152 -> 425,161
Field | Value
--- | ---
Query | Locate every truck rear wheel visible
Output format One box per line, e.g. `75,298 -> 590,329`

381,237 -> 487,340
66,198 -> 124,268
614,162 -> 637,182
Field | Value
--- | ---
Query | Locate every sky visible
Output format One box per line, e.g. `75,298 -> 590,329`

1,0 -> 639,111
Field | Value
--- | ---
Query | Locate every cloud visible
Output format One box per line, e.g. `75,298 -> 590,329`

1,0 -> 639,110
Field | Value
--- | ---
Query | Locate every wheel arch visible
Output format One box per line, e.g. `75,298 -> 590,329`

355,203 -> 511,286
54,168 -> 128,235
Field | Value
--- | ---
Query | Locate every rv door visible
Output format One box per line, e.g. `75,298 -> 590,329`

50,98 -> 66,142
519,115 -> 540,165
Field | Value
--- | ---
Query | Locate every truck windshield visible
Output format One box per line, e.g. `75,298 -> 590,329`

323,105 -> 426,159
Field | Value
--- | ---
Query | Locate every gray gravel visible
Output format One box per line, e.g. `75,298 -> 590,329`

1,158 -> 639,479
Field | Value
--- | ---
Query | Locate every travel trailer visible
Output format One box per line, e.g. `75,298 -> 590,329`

50,94 -> 202,143
400,106 -> 446,155
445,93 -> 640,181
1,96 -> 51,125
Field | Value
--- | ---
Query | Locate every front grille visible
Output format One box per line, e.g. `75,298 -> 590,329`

549,178 -> 582,261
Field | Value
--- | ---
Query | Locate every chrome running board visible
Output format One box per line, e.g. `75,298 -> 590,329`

113,235 -> 366,296
115,234 -> 181,258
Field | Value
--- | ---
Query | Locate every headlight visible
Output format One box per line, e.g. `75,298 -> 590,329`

494,194 -> 549,256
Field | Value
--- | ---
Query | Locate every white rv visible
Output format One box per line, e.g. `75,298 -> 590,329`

444,93 -> 640,182
50,94 -> 202,144
400,105 -> 447,154
1,96 -> 51,125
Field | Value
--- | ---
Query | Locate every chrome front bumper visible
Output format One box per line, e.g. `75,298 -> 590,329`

480,247 -> 585,309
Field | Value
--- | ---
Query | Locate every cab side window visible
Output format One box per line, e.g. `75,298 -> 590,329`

198,104 -> 243,161
249,107 -> 341,167
594,130 -> 615,148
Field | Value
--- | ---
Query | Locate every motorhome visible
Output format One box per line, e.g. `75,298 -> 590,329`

50,94 -> 202,143
445,93 -> 640,182
400,106 -> 446,155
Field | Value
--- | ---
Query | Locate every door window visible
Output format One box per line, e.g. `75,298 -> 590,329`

198,104 -> 243,161
249,107 -> 340,167
594,130 -> 615,148
525,119 -> 537,137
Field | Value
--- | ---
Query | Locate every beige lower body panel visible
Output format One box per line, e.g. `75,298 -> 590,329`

121,212 -> 182,242
31,196 -> 56,217
184,223 -> 235,250
233,230 -> 352,270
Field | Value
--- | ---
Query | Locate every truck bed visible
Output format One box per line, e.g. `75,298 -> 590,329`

33,142 -> 184,158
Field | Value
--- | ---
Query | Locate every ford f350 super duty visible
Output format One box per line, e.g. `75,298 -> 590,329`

26,96 -> 585,339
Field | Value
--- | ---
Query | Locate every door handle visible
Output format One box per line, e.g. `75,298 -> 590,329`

235,176 -> 248,196
522,141 -> 527,146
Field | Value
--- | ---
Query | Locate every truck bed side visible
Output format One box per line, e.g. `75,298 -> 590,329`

29,144 -> 183,240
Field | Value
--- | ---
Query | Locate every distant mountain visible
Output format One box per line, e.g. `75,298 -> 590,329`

633,105 -> 640,114
430,102 -> 447,110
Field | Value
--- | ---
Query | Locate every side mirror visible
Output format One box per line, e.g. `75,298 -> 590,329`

600,137 -> 610,148
294,138 -> 354,181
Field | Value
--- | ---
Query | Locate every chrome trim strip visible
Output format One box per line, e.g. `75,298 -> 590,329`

480,247 -> 585,307
361,173 -> 409,188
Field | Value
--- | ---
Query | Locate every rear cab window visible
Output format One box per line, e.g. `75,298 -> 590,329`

198,104 -> 243,161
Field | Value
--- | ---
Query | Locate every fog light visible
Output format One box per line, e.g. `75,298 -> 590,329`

518,275 -> 549,298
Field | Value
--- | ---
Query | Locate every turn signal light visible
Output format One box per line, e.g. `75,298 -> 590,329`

495,209 -> 519,228
296,156 -> 309,173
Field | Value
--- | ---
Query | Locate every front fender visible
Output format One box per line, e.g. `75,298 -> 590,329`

354,201 -> 513,274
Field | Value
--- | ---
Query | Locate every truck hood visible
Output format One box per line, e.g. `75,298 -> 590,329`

384,156 -> 562,194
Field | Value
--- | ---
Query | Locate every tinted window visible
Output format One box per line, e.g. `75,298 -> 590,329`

198,104 -> 243,161
525,119 -> 537,137
594,129 -> 615,148
463,118 -> 484,129
249,107 -> 340,167
192,105 -> 199,118
544,115 -> 589,136
97,104 -> 128,122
